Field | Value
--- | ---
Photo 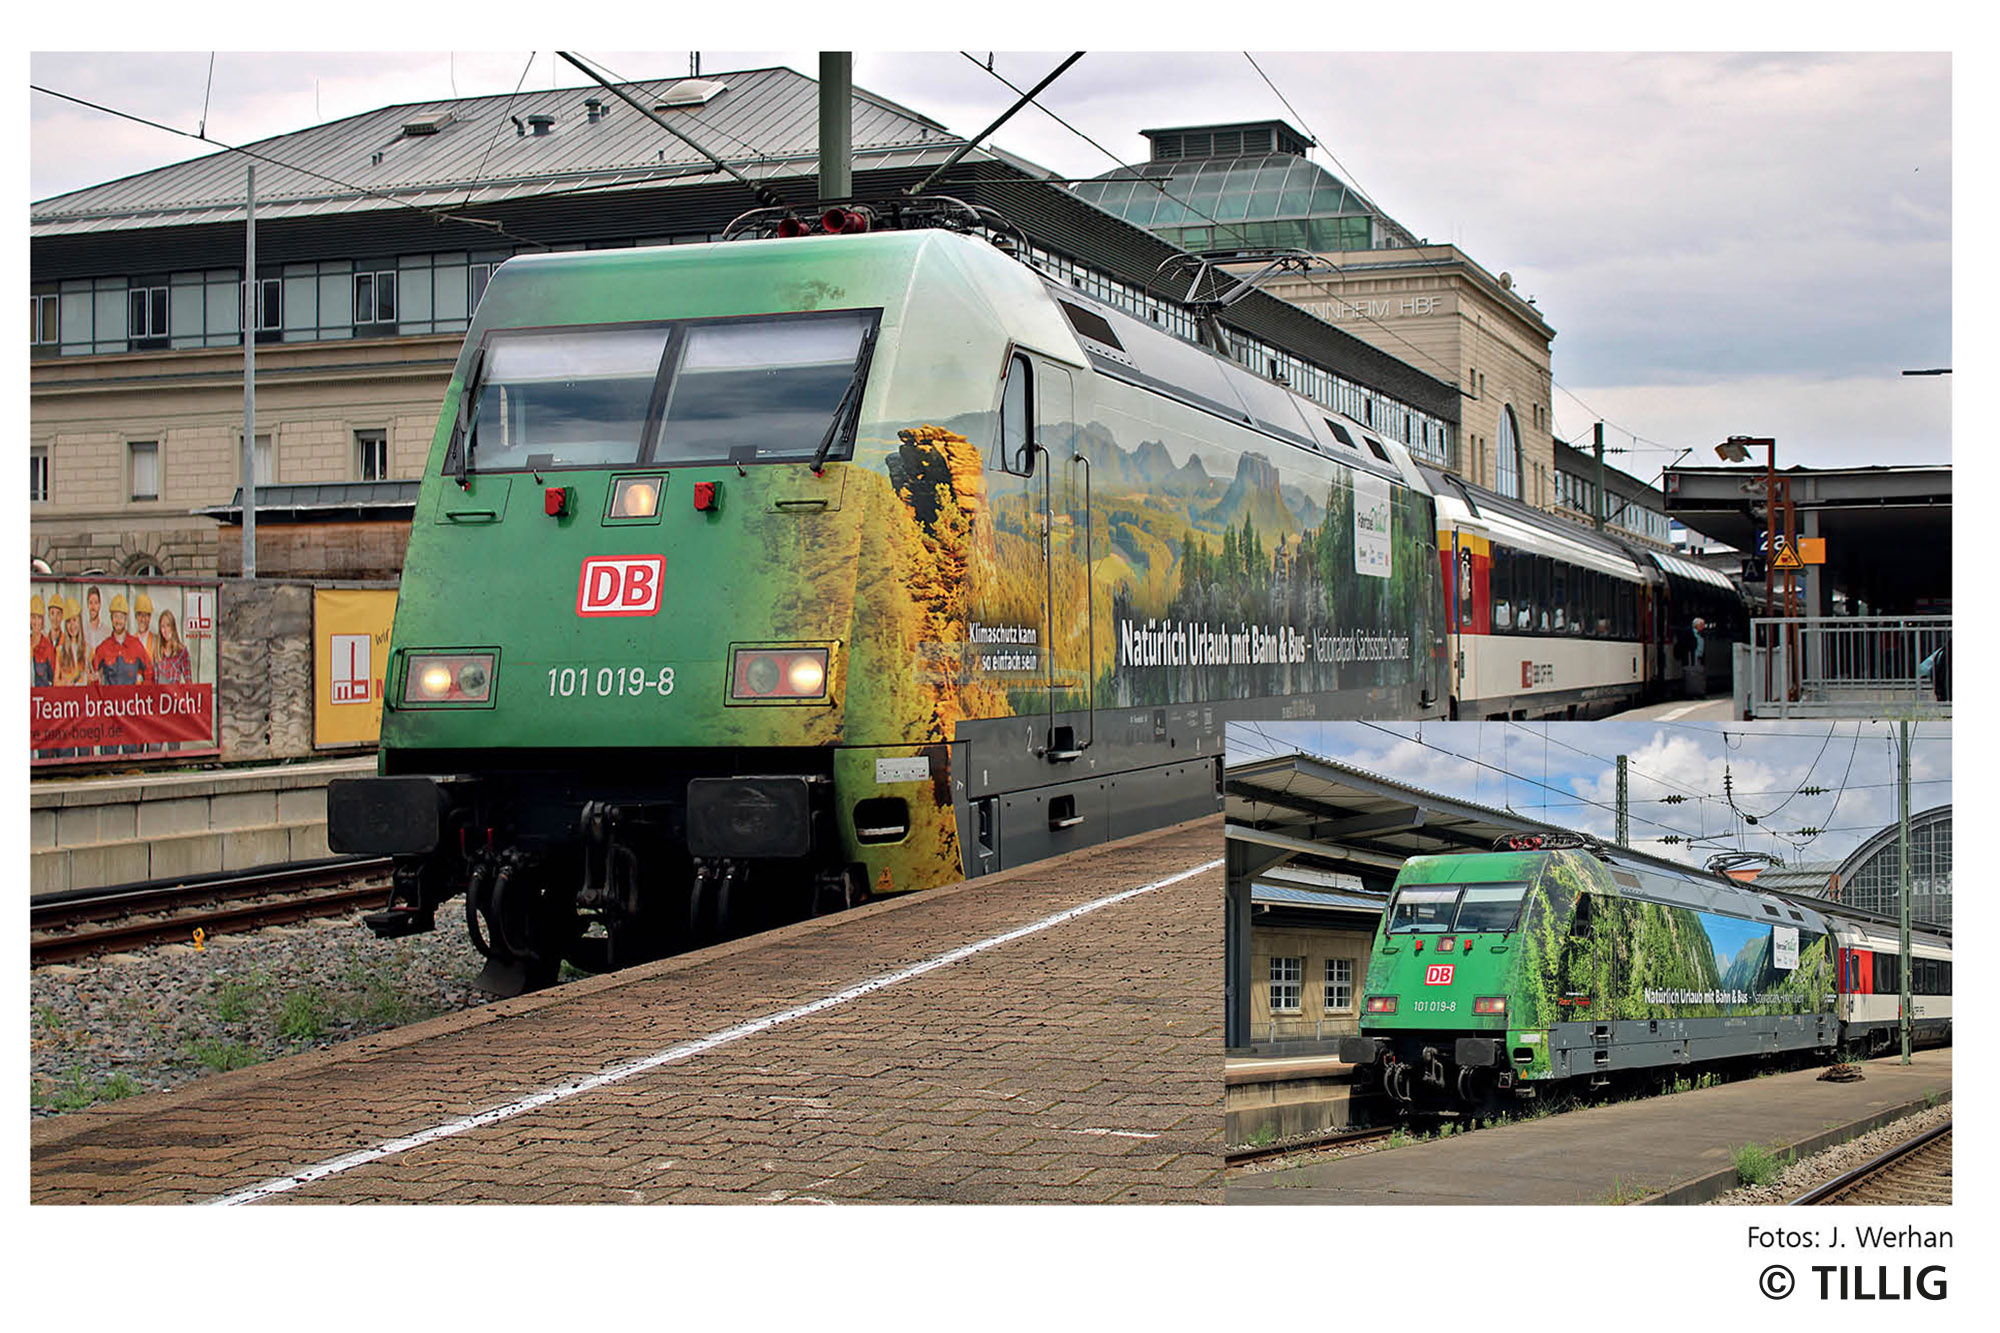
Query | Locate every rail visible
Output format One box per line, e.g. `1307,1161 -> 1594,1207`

31,856 -> 393,964
1744,615 -> 1950,718
1790,1121 -> 1952,1205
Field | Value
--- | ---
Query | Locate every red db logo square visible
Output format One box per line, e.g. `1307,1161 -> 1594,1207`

1423,964 -> 1455,986
577,555 -> 665,617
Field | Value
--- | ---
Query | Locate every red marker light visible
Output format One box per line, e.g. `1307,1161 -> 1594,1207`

545,486 -> 568,517
693,481 -> 719,512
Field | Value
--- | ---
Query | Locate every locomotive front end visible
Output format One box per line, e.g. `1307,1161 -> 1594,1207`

1340,850 -> 1549,1107
328,233 -> 995,993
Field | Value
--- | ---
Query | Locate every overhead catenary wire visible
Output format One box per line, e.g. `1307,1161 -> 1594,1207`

957,53 -> 1470,394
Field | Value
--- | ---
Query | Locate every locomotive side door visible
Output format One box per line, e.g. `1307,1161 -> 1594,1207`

990,351 -> 1052,728
1039,364 -> 1090,754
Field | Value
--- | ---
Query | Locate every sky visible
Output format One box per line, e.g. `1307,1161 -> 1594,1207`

25,41 -> 1959,478
1228,719 -> 1952,872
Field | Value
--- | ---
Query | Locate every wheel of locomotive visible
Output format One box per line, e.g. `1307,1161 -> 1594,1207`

811,864 -> 866,917
688,866 -> 717,946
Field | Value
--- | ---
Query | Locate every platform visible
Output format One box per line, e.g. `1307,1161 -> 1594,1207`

1227,1047 -> 1951,1205
31,817 -> 1224,1205
29,756 -> 375,896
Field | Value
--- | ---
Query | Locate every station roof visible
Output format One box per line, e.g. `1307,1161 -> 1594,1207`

1661,464 -> 1951,609
32,67 -> 1035,236
1228,750 -> 1580,875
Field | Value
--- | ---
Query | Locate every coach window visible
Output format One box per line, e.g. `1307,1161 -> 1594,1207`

1490,545 -> 1512,632
997,353 -> 1036,476
1550,562 -> 1569,634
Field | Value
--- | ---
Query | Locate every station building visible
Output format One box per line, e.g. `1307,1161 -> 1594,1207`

30,72 -> 1461,579
1072,121 -> 1559,509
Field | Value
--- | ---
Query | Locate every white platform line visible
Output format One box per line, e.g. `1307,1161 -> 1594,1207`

210,855 -> 1223,1206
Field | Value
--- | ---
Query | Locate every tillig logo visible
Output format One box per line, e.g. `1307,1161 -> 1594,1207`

577,556 -> 665,617
1423,964 -> 1455,986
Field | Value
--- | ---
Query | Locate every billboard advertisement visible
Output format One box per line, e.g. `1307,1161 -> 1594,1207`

31,578 -> 221,764
312,588 -> 396,748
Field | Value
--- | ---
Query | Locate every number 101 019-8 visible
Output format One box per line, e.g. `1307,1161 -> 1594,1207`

547,665 -> 676,698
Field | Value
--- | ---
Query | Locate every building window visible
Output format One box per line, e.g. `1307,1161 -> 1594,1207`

128,285 -> 169,343
1497,405 -> 1522,500
31,293 -> 59,346
356,429 -> 389,481
253,277 -> 282,330
354,269 -> 398,324
469,262 -> 495,311
1269,956 -> 1303,1013
30,445 -> 50,503
1325,958 -> 1353,1012
128,441 -> 159,501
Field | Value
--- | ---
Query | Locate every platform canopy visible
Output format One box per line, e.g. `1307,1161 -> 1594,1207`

1661,464 -> 1950,613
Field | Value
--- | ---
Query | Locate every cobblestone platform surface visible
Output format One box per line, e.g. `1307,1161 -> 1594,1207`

32,817 -> 1224,1205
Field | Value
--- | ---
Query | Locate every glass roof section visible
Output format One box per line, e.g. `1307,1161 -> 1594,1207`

1072,153 -> 1418,253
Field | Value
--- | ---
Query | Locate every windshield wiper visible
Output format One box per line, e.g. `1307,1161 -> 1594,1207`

810,323 -> 879,476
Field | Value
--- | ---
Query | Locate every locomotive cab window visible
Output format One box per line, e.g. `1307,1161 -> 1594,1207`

654,310 -> 876,466
464,326 -> 671,472
1386,886 -> 1457,933
997,352 -> 1036,476
1454,883 -> 1528,931
450,309 -> 879,476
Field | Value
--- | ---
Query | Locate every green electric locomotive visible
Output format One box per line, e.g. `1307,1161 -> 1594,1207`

331,218 -> 1446,992
1339,834 -> 1843,1106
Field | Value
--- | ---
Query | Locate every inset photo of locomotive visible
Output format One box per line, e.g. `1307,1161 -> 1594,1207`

1222,719 -> 1952,1205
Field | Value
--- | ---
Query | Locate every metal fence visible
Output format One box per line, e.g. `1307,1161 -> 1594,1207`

1746,616 -> 1951,718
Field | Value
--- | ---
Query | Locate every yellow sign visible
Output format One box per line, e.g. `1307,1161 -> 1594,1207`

1798,537 -> 1827,565
1770,537 -> 1803,570
313,588 -> 398,747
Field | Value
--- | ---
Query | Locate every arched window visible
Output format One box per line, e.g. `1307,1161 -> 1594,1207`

1496,404 -> 1522,499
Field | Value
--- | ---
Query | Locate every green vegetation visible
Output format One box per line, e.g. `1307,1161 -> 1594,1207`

1602,1176 -> 1653,1205
211,976 -> 266,1023
1731,1141 -> 1792,1187
32,1068 -> 142,1113
185,1039 -> 262,1072
1246,1123 -> 1278,1149
1924,1088 -> 1943,1109
277,988 -> 332,1041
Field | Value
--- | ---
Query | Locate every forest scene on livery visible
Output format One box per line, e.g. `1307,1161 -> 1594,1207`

1508,853 -> 1835,1035
869,410 -> 1440,719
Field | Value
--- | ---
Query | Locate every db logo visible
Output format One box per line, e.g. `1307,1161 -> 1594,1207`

577,555 -> 665,617
1423,964 -> 1455,986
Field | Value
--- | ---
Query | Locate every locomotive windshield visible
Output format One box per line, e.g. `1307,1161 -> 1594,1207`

453,309 -> 878,475
657,313 -> 874,465
1386,881 -> 1528,934
468,326 -> 670,471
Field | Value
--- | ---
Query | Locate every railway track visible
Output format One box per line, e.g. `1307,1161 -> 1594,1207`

31,857 -> 395,965
1793,1122 -> 1952,1206
1227,1125 -> 1395,1168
